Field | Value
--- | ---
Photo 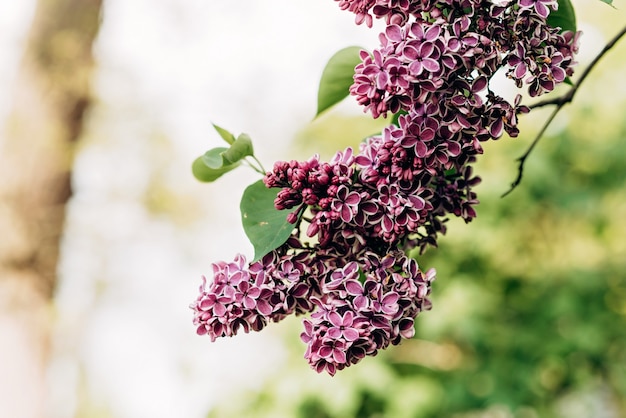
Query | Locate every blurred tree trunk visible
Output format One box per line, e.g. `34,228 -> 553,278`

0,0 -> 102,416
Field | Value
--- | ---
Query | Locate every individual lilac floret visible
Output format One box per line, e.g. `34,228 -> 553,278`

301,251 -> 435,375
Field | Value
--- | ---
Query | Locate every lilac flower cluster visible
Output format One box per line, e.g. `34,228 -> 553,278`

192,0 -> 580,375
264,124 -> 479,254
331,0 -> 579,250
191,249 -> 321,341
302,251 -> 434,375
191,240 -> 435,375
347,0 -> 579,113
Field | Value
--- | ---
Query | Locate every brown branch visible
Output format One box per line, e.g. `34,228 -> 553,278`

502,24 -> 626,197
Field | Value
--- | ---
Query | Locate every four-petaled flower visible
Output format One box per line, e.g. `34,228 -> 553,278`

328,311 -> 360,341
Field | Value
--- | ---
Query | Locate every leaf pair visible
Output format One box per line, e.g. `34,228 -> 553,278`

192,125 -> 254,182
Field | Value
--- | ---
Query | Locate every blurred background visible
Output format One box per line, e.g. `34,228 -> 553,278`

0,0 -> 625,417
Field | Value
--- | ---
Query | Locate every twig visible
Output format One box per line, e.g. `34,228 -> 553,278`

502,24 -> 626,197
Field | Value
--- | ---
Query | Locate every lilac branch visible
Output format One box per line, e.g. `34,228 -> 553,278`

502,24 -> 626,197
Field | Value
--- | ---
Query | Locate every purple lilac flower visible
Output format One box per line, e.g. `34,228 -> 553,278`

300,251 -> 435,375
190,247 -> 324,341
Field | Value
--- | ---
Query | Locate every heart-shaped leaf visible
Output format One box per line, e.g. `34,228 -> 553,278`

316,46 -> 364,117
241,180 -> 295,261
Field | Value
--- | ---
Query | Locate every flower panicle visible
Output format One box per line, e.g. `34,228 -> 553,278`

192,0 -> 579,376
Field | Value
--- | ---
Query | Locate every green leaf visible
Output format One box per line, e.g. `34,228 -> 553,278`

599,0 -> 614,6
201,134 -> 254,170
547,0 -> 577,33
192,157 -> 240,182
222,133 -> 254,166
316,46 -> 364,117
202,147 -> 229,169
240,180 -> 295,261
212,123 -> 236,145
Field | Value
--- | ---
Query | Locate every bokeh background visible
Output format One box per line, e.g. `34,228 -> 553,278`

0,1 -> 625,417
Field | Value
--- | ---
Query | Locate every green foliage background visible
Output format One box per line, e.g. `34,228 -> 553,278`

205,6 -> 626,418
